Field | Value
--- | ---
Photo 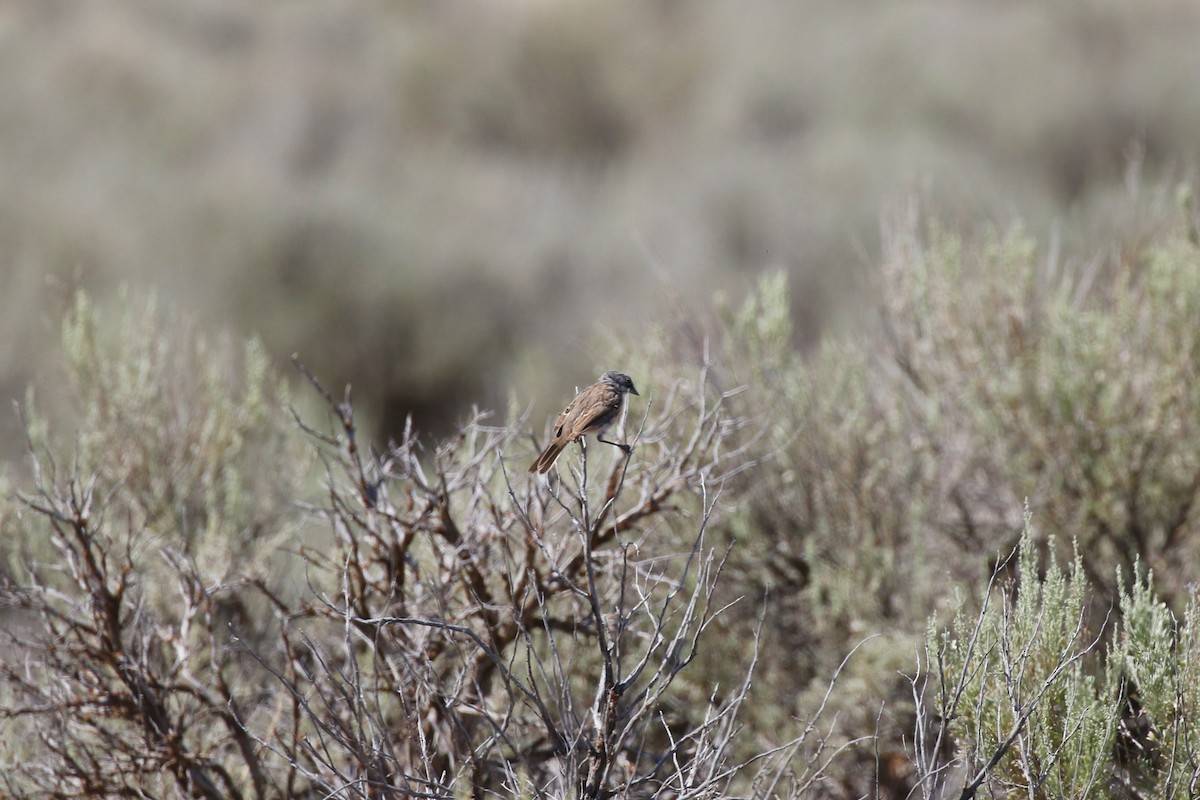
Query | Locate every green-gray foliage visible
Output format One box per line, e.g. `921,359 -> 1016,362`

927,516 -> 1200,798
56,289 -> 307,575
680,210 -> 1200,793
1,291 -> 311,797
931,518 -> 1115,798
5,205 -> 1200,796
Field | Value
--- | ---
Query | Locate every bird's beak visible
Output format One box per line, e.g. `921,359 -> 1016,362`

630,385 -> 640,396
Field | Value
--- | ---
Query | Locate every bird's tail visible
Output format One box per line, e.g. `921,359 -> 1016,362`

529,441 -> 566,474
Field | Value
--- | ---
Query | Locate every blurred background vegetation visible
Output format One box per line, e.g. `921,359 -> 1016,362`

3,0 -> 1199,449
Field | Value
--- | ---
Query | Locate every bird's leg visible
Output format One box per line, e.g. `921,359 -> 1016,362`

597,435 -> 632,455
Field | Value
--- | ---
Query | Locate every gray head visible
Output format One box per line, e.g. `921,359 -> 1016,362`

600,371 -> 639,396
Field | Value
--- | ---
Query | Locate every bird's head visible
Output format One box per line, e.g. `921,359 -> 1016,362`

601,371 -> 639,396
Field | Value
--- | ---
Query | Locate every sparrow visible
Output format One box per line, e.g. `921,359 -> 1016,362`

529,371 -> 639,474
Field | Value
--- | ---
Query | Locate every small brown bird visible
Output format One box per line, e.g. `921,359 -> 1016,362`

529,371 -> 639,474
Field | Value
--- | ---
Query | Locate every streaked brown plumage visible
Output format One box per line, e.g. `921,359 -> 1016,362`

529,371 -> 639,474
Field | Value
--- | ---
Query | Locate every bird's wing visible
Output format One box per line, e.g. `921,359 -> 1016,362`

599,392 -> 621,419
551,396 -> 579,439
572,388 -> 621,437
